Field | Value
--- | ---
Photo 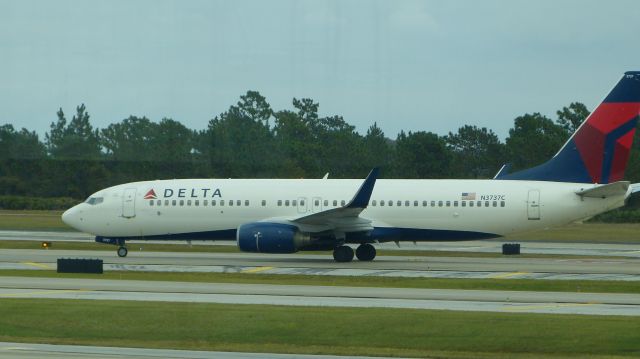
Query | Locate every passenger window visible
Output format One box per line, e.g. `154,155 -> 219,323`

485,201 -> 490,207
380,200 -> 385,207
372,200 -> 377,206
477,201 -> 481,207
493,201 -> 497,207
413,200 -> 418,207
438,201 -> 443,207
165,200 -> 169,206
454,201 -> 458,207
405,200 -> 410,207
422,200 -> 427,207
314,199 -> 319,206
341,200 -> 346,206
245,200 -> 249,206
333,200 -> 337,206
277,200 -> 282,207
388,200 -> 393,206
187,200 -> 192,206
500,201 -> 505,207
195,200 -> 199,206
285,200 -> 290,206
172,200 -> 177,206
469,201 -> 474,207
430,201 -> 435,207
323,200 -> 328,206
461,201 -> 466,207
292,200 -> 297,206
179,200 -> 184,206
446,201 -> 451,207
211,200 -> 216,206
261,200 -> 266,206
204,200 -> 208,206
236,200 -> 241,206
397,200 -> 402,206
220,200 -> 225,206
229,200 -> 233,207
150,201 -> 154,206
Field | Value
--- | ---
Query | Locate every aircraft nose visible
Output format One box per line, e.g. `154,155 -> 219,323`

62,206 -> 82,230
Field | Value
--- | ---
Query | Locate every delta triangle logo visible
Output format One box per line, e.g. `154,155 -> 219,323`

144,189 -> 157,200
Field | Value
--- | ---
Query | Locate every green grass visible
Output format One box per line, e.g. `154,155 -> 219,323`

0,299 -> 638,358
506,223 -> 640,243
0,210 -> 71,231
2,270 -> 639,294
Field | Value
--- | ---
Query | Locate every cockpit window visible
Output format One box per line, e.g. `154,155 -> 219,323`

85,197 -> 104,205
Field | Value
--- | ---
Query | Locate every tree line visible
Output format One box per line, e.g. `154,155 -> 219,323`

2,90 -> 640,202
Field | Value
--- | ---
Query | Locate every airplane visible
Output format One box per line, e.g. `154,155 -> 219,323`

62,71 -> 640,262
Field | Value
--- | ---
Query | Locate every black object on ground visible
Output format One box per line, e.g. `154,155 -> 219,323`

57,258 -> 103,274
502,243 -> 521,255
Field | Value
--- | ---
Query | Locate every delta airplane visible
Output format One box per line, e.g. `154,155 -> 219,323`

62,72 -> 640,262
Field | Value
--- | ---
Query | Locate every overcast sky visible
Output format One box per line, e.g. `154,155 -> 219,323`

1,0 -> 639,140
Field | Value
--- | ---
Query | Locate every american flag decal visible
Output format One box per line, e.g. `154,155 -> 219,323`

461,192 -> 476,200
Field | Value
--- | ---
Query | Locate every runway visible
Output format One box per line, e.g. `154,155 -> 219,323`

2,248 -> 640,281
3,230 -> 640,257
0,342 -> 389,359
1,276 -> 639,316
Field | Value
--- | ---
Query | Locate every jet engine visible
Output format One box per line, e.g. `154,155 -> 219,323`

236,222 -> 312,253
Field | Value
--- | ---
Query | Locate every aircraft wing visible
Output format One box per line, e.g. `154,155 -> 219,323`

575,181 -> 630,198
291,168 -> 379,234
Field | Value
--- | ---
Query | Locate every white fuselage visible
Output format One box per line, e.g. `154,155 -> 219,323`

62,178 -> 627,241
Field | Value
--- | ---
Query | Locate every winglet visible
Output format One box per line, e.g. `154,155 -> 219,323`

493,163 -> 512,179
346,168 -> 379,208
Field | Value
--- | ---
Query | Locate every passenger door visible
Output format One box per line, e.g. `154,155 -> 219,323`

122,188 -> 137,218
527,189 -> 540,220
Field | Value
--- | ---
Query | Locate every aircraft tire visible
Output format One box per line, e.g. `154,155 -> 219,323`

333,245 -> 354,262
117,246 -> 128,257
355,243 -> 376,261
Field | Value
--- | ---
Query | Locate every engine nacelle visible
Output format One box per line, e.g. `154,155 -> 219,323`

236,222 -> 312,253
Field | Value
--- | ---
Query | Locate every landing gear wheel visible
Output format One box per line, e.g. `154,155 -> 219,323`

117,246 -> 128,257
356,243 -> 376,261
333,245 -> 354,262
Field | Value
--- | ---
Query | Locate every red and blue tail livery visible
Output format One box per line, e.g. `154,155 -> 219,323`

498,71 -> 640,184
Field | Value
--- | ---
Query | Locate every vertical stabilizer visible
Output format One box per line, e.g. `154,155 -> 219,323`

498,72 -> 640,183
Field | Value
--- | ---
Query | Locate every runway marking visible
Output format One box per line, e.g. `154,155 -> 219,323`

489,271 -> 529,279
21,261 -> 53,269
241,266 -> 274,274
0,289 -> 88,297
503,302 -> 597,312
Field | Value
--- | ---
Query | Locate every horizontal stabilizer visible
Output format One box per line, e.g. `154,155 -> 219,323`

575,181 -> 629,198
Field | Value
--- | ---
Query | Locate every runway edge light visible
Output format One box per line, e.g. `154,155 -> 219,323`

41,241 -> 51,249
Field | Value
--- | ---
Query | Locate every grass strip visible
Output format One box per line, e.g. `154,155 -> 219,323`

0,298 -> 638,358
2,270 -> 639,294
0,210 -> 72,231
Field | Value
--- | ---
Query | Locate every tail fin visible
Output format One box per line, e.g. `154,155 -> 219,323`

498,72 -> 640,184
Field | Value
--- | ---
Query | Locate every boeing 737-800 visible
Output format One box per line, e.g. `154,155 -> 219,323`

62,72 -> 640,262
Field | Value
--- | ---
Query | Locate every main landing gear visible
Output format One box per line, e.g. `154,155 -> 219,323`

332,243 -> 376,262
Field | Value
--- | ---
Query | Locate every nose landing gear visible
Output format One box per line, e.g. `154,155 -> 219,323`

117,246 -> 128,257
